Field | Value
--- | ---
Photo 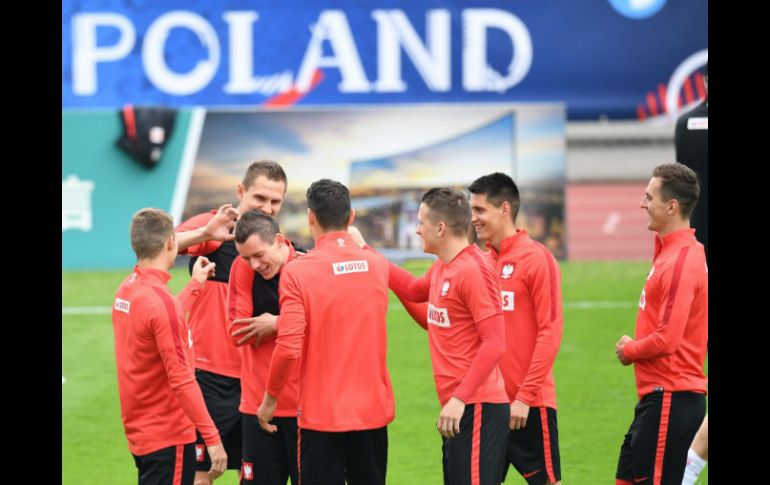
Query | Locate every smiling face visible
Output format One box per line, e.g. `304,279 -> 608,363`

236,175 -> 286,217
235,233 -> 287,280
469,193 -> 508,244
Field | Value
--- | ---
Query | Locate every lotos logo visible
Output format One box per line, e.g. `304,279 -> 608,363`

332,260 -> 369,275
114,298 -> 131,314
427,303 -> 450,327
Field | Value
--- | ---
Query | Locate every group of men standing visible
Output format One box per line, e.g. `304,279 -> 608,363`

111,155 -> 707,484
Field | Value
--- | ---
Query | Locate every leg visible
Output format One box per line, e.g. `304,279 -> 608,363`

135,443 -> 196,485
477,403 -> 509,485
443,402 -> 507,485
299,428 -> 346,485
194,370 -> 243,484
681,415 -> 708,485
241,414 -> 290,485
506,406 -> 562,485
345,427 -> 388,485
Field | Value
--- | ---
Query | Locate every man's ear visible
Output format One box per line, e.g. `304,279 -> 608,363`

348,208 -> 355,226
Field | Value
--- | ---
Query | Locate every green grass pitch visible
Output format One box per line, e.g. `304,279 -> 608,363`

62,260 -> 707,484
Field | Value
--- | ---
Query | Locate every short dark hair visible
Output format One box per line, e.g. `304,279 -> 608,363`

421,187 -> 471,237
234,210 -> 280,244
306,179 -> 351,230
242,160 -> 287,190
130,208 -> 174,259
468,172 -> 521,220
653,163 -> 700,219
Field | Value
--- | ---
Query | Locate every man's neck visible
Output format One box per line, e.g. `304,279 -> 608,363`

136,256 -> 170,272
489,225 -> 518,252
435,237 -> 469,264
312,226 -> 345,242
657,220 -> 690,239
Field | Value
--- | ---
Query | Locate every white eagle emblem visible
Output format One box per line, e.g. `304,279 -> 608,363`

440,280 -> 450,296
337,237 -> 346,246
501,264 -> 514,279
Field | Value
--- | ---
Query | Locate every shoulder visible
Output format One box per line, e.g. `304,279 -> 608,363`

231,257 -> 255,282
462,247 -> 497,282
125,283 -> 175,325
525,240 -> 558,271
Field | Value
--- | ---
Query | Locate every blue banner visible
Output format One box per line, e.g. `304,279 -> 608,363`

62,0 -> 707,119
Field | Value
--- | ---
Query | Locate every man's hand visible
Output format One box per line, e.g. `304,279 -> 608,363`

191,257 -> 216,286
256,392 -> 278,433
206,443 -> 227,480
437,396 -> 465,438
509,400 -> 530,431
615,335 -> 633,366
347,226 -> 367,248
231,313 -> 278,347
203,204 -> 239,242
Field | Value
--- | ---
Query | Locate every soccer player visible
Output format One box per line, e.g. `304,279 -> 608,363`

468,173 -> 563,485
175,161 -> 287,484
257,179 -> 395,485
227,210 -> 302,485
614,164 -> 708,485
112,208 -> 227,485
387,187 -> 509,485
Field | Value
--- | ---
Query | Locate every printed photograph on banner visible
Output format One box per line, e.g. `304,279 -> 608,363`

183,105 -> 567,258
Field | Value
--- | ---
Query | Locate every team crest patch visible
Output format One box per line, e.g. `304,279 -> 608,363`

639,288 -> 646,311
332,260 -> 369,275
501,264 -> 514,279
195,444 -> 205,462
114,298 -> 130,314
427,303 -> 450,327
440,280 -> 450,296
242,462 -> 254,480
337,237 -> 346,246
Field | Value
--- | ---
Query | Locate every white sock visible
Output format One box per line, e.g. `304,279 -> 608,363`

681,448 -> 707,485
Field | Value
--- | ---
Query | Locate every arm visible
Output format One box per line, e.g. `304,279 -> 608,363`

388,261 -> 431,303
515,250 -> 563,406
438,271 -> 505,439
149,298 -> 221,447
396,297 -> 428,331
226,257 -> 278,347
622,249 -> 697,361
438,313 -> 505,438
453,313 -> 506,402
177,256 -> 215,314
176,204 -> 239,254
258,269 -> 306,432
